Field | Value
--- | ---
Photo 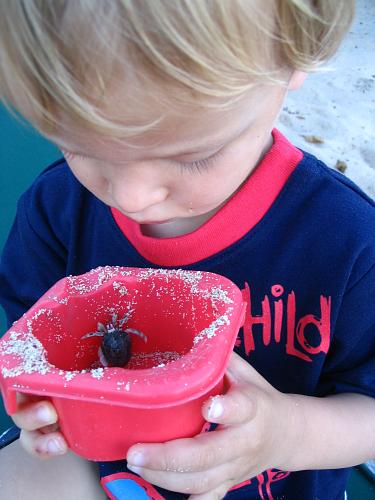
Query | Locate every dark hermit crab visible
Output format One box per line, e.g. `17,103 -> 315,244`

82,311 -> 147,367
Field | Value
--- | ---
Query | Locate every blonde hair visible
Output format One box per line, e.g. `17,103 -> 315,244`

0,0 -> 354,138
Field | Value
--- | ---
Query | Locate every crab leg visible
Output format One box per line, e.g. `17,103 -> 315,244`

81,331 -> 104,339
125,328 -> 148,342
98,322 -> 107,332
81,321 -> 107,339
118,309 -> 135,328
98,347 -> 109,367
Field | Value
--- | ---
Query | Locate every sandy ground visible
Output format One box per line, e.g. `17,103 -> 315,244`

277,0 -> 375,199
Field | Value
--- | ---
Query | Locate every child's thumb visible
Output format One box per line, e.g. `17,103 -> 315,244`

202,384 -> 257,426
201,351 -> 273,425
227,351 -> 275,390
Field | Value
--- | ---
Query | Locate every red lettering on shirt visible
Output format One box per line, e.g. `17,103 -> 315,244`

241,283 -> 331,361
230,469 -> 291,500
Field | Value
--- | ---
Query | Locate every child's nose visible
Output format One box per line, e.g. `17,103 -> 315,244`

108,176 -> 168,214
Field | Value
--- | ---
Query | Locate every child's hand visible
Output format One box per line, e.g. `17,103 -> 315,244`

11,394 -> 68,458
126,352 -> 295,499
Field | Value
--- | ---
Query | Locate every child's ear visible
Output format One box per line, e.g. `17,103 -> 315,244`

288,71 -> 308,91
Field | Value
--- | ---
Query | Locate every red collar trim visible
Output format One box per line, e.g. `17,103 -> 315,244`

111,129 -> 302,266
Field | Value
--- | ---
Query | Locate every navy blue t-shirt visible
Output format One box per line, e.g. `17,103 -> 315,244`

1,130 -> 374,500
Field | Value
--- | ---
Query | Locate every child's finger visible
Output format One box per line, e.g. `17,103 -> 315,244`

20,429 -> 67,458
128,427 -> 241,474
202,387 -> 256,425
127,461 -> 236,496
12,401 -> 58,431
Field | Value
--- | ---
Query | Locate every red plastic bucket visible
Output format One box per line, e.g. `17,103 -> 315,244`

0,267 -> 246,460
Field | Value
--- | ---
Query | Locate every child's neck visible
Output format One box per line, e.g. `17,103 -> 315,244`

140,206 -> 222,238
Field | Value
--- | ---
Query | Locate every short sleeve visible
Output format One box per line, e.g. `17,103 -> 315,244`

317,261 -> 375,398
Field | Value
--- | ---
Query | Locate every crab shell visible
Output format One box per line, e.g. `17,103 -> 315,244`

100,328 -> 133,367
82,313 -> 147,367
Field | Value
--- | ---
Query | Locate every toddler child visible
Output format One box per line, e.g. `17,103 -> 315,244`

0,1 -> 374,499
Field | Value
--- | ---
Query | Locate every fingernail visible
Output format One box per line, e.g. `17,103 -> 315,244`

47,438 -> 65,455
128,451 -> 146,467
208,398 -> 224,420
36,405 -> 55,424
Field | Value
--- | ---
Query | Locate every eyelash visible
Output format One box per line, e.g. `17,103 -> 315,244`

62,149 -> 223,172
178,149 -> 223,173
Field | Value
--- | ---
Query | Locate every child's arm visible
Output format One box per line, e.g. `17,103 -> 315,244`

125,352 -> 375,499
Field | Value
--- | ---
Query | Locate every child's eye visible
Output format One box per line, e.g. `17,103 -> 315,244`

178,148 -> 224,173
61,147 -> 224,171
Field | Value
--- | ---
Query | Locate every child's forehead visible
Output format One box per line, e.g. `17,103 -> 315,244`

54,109 -> 245,160
52,83 -> 281,160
